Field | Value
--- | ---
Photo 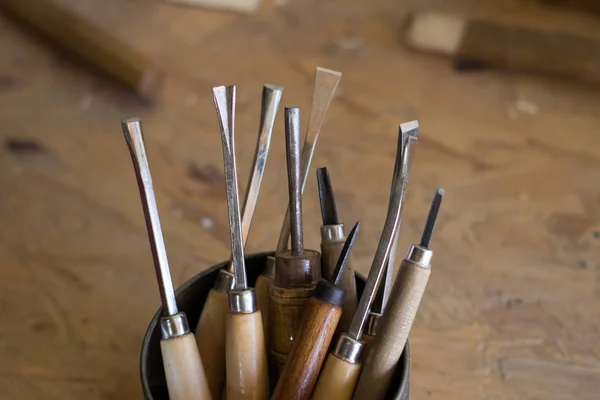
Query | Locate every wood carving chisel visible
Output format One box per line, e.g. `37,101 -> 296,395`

316,167 -> 358,338
122,119 -> 211,400
312,122 -> 418,400
272,222 -> 360,400
354,188 -> 443,400
255,68 -> 341,341
268,107 -> 322,382
195,84 -> 282,400
213,86 -> 270,400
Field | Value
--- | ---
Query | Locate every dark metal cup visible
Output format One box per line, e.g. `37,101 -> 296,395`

139,252 -> 410,399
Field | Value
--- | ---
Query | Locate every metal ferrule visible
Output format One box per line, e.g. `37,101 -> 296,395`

213,268 -> 235,293
229,288 -> 258,314
262,255 -> 276,279
160,312 -> 190,339
320,224 -> 345,242
333,334 -> 365,364
365,311 -> 383,337
406,245 -> 433,268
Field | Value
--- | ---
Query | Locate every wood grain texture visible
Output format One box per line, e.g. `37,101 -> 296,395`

268,284 -> 315,381
271,297 -> 342,400
353,258 -> 431,400
195,288 -> 229,400
312,354 -> 361,400
1,0 -> 600,398
321,239 -> 358,339
0,0 -> 163,99
160,333 -> 213,400
255,274 -> 273,348
226,312 -> 269,400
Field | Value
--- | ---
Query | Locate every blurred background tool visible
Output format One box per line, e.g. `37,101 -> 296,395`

0,0 -> 163,101
256,67 -> 340,348
354,189 -> 444,400
213,85 -> 269,400
195,84 -> 282,400
122,119 -> 211,400
312,123 -> 418,400
272,222 -> 360,400
269,107 -> 322,381
317,167 -> 358,338
404,11 -> 600,84
167,0 -> 263,14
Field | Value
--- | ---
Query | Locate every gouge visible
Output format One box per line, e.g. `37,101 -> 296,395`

353,189 -> 443,400
316,167 -> 358,338
122,119 -> 211,400
269,108 -> 322,382
272,222 -> 360,400
195,84 -> 282,400
0,0 -> 164,101
312,122 -> 418,400
255,68 -> 341,340
213,86 -> 270,400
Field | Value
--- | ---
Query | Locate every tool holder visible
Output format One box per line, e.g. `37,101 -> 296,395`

140,252 -> 410,400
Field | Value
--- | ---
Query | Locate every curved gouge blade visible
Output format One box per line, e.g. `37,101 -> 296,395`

317,167 -> 339,226
276,67 -> 342,252
347,122 -> 418,340
213,86 -> 247,291
121,118 -> 178,316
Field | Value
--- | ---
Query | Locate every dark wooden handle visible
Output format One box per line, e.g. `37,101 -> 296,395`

268,284 -> 315,382
0,0 -> 163,99
272,297 -> 342,400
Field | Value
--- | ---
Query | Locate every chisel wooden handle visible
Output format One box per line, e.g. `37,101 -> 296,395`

226,311 -> 270,400
353,246 -> 431,400
312,353 -> 361,400
0,0 -> 163,100
268,284 -> 315,380
195,288 -> 229,399
321,237 -> 357,337
272,283 -> 343,400
161,332 -> 213,400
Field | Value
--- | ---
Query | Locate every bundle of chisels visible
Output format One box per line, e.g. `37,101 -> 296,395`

121,67 -> 444,400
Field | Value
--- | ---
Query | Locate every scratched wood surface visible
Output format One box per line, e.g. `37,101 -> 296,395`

0,0 -> 599,399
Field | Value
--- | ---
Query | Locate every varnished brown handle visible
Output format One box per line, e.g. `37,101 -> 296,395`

268,284 -> 315,381
271,297 -> 342,400
321,240 -> 357,337
312,353 -> 361,400
194,288 -> 229,399
255,274 -> 273,347
0,0 -> 163,99
226,311 -> 270,400
161,333 -> 213,400
353,258 -> 431,400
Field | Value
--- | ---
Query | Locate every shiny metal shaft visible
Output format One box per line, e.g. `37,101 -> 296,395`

121,118 -> 178,316
275,67 -> 342,252
222,84 -> 283,275
285,107 -> 303,256
213,85 -> 247,291
347,121 -> 419,340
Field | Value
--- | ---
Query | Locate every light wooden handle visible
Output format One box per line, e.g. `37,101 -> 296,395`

195,288 -> 230,399
254,274 -> 273,348
160,333 -> 213,400
353,259 -> 430,400
226,311 -> 269,400
360,333 -> 375,344
268,284 -> 314,381
312,353 -> 361,400
272,297 -> 342,400
0,0 -> 163,99
322,240 -> 358,337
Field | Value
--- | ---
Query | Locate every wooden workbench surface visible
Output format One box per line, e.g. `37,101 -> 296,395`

0,0 -> 599,398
